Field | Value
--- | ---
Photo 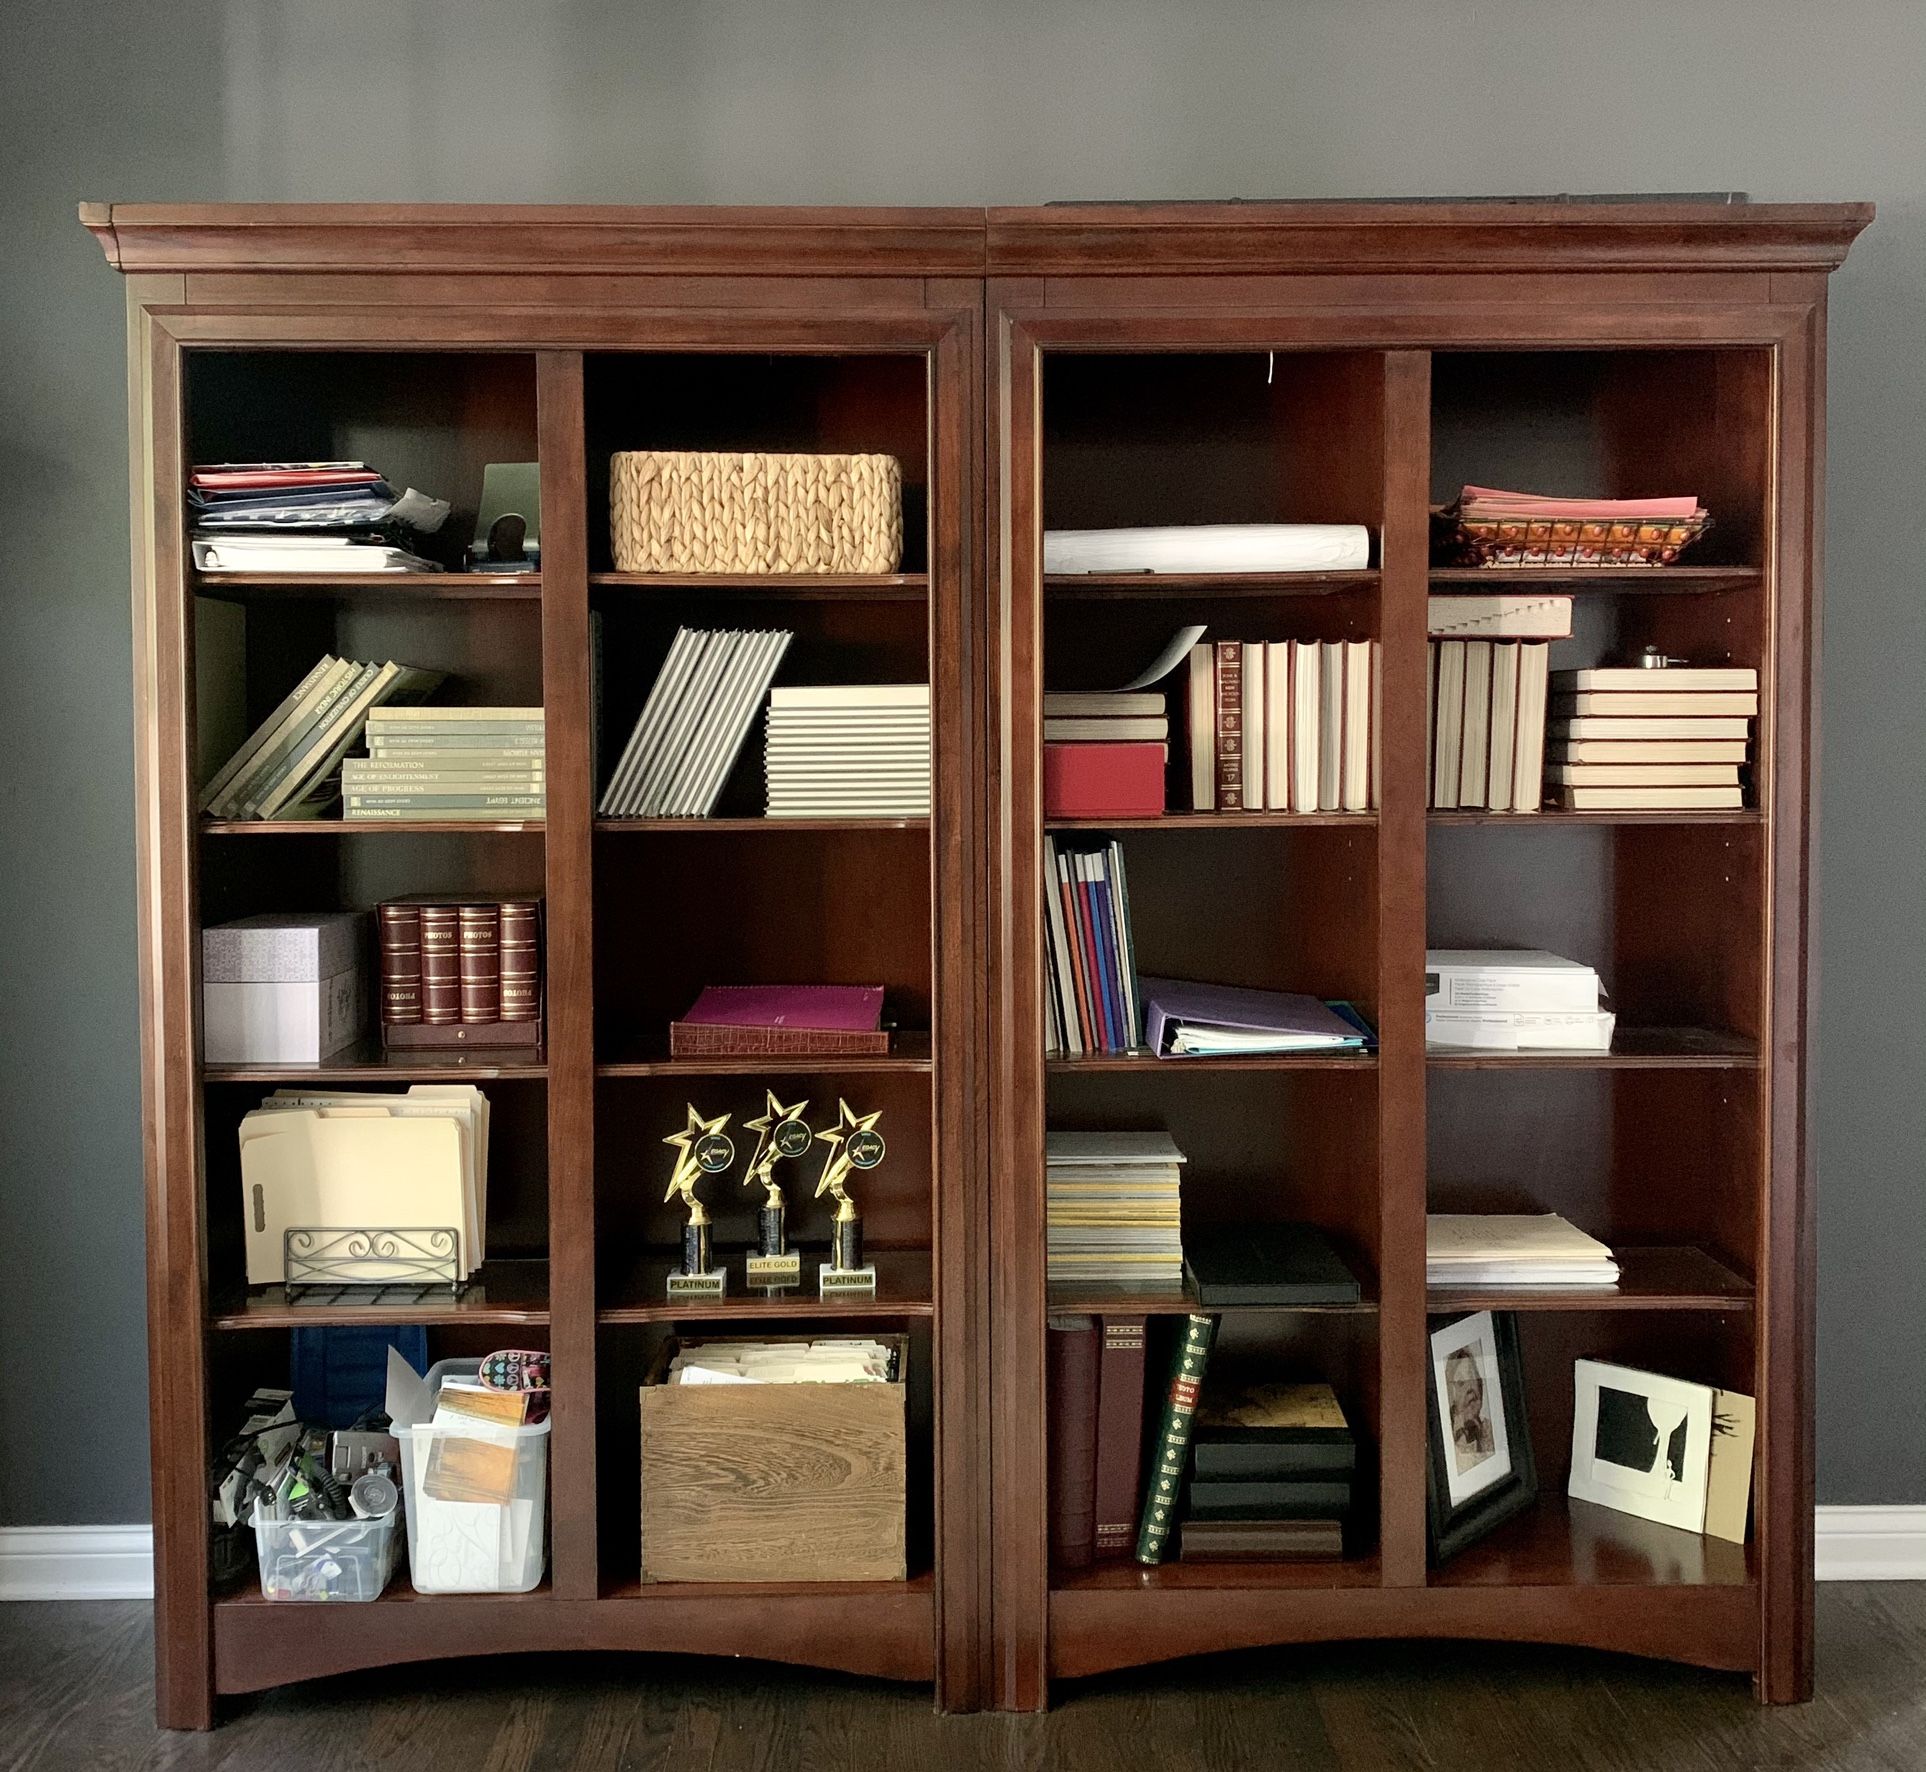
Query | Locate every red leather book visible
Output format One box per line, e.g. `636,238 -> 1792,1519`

1092,1315 -> 1149,1559
499,901 -> 542,1022
1043,742 -> 1166,818
376,903 -> 422,1025
419,905 -> 461,1025
457,903 -> 501,1024
1047,1315 -> 1100,1570
1215,640 -> 1244,809
668,983 -> 889,1057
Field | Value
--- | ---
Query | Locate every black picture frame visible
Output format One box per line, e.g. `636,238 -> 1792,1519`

1426,1310 -> 1538,1563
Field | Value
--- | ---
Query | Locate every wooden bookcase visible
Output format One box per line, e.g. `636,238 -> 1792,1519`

86,200 -> 1866,1727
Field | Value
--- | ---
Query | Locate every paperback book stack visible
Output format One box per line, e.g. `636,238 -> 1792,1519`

1424,948 -> 1615,1053
1044,1131 -> 1185,1290
1186,638 -> 1376,813
1548,665 -> 1755,810
599,628 -> 794,818
345,708 -> 545,822
201,655 -> 442,821
1427,639 -> 1552,812
1040,837 -> 1141,1056
377,896 -> 543,1051
1043,690 -> 1168,818
188,461 -> 449,574
1427,1213 -> 1620,1292
1180,1382 -> 1356,1562
764,684 -> 930,819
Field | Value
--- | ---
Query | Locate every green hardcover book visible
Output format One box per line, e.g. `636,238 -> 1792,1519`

1134,1311 -> 1217,1564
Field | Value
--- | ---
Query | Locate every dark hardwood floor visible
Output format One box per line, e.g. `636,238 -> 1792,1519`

2,1586 -> 1920,1771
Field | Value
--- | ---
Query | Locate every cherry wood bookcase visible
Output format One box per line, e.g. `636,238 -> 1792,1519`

87,200 -> 1866,1727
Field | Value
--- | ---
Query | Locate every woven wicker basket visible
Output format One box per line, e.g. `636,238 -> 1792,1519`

1434,506 -> 1712,569
609,450 -> 903,575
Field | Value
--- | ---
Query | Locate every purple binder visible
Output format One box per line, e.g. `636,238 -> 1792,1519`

1140,976 -> 1365,1055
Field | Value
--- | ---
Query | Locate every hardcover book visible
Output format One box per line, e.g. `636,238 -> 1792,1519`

1183,1223 -> 1362,1306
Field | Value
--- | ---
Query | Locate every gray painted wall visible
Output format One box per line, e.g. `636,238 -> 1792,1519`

2,1 -> 1919,1523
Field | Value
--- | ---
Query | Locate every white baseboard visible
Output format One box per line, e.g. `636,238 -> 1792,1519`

0,1526 -> 154,1600
0,1511 -> 1918,1600
1814,1506 -> 1926,1580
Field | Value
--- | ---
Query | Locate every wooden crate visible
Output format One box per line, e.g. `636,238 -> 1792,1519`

640,1336 -> 908,1583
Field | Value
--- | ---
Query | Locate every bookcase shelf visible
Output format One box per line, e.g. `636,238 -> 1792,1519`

96,198 -> 1858,1726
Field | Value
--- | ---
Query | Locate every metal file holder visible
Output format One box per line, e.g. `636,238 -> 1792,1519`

282,1227 -> 467,1305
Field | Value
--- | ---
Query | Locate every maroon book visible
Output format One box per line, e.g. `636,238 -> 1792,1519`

1092,1315 -> 1149,1560
1043,742 -> 1166,819
1047,1315 -> 1100,1570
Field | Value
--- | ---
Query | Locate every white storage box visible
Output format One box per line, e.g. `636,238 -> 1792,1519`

203,911 -> 369,1063
251,1504 -> 397,1602
1423,948 -> 1600,1015
395,1357 -> 550,1593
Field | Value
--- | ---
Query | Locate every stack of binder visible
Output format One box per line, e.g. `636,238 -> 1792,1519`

764,683 -> 930,818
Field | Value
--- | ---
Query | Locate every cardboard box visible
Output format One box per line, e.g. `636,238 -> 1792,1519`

202,912 -> 369,1063
640,1335 -> 907,1583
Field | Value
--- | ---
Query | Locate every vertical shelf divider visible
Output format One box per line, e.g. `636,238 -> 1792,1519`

1376,350 -> 1433,1586
536,351 -> 599,1599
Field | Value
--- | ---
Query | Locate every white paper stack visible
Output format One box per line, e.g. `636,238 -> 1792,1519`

600,628 -> 794,817
1427,1213 -> 1621,1290
764,683 -> 930,818
1424,948 -> 1615,1053
1045,1130 -> 1185,1288
1043,523 -> 1371,575
667,1338 -> 899,1385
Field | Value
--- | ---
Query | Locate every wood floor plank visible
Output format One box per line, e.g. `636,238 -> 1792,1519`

1,1590 -> 1920,1769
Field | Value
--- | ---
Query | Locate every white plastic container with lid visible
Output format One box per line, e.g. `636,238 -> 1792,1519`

394,1356 -> 549,1593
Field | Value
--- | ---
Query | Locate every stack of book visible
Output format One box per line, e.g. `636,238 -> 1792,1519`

344,708 -> 545,822
764,684 -> 930,818
1549,665 -> 1755,810
1044,1131 -> 1185,1289
1424,948 -> 1614,1053
1427,1213 -> 1621,1291
201,655 -> 442,821
599,627 -> 794,818
1180,1382 -> 1356,1562
1040,837 -> 1140,1056
1427,639 -> 1551,812
188,461 -> 449,574
377,897 -> 542,1050
1186,638 -> 1376,813
1043,690 -> 1168,819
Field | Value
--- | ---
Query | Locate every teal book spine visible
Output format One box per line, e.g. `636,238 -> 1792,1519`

1134,1312 -> 1217,1564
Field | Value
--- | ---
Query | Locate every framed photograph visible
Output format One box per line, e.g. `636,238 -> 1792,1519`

1426,1310 -> 1537,1561
1569,1359 -> 1714,1533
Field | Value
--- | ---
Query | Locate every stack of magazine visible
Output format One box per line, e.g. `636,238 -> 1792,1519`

188,462 -> 450,574
201,655 -> 442,821
1045,1131 -> 1186,1288
600,628 -> 794,818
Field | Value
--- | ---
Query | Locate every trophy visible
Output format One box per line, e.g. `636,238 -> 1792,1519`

663,1106 -> 734,1299
740,1090 -> 810,1289
814,1097 -> 884,1297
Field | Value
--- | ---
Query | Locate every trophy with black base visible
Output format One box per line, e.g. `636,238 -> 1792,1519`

741,1090 -> 809,1290
663,1106 -> 733,1300
815,1097 -> 883,1298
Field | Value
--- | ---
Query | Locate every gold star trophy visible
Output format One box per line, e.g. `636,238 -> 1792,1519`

814,1097 -> 884,1297
741,1090 -> 810,1289
663,1105 -> 734,1299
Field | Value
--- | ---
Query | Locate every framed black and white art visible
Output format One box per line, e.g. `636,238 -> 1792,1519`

1425,1310 -> 1536,1562
1568,1359 -> 1715,1533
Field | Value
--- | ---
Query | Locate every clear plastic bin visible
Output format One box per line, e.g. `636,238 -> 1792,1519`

396,1357 -> 550,1593
251,1504 -> 397,1601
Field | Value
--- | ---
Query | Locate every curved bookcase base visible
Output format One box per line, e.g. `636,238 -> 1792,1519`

1047,1585 -> 1758,1686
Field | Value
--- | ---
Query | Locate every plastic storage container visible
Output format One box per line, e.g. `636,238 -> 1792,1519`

395,1357 -> 550,1593
251,1504 -> 398,1601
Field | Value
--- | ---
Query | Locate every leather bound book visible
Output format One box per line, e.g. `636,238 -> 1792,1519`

1213,640 -> 1243,810
1135,1312 -> 1217,1564
419,905 -> 461,1025
668,1020 -> 890,1057
1178,1517 -> 1344,1561
668,984 -> 888,1057
376,902 -> 422,1025
1186,1477 -> 1352,1520
457,903 -> 501,1024
1047,1315 -> 1100,1570
499,901 -> 542,1022
1092,1315 -> 1148,1560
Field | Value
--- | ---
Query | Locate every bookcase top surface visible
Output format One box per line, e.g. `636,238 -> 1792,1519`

80,199 -> 1870,280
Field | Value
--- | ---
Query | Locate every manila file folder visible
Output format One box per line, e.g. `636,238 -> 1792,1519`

240,1110 -> 468,1284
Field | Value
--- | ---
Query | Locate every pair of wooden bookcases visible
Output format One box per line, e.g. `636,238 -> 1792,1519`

86,198 -> 1868,1726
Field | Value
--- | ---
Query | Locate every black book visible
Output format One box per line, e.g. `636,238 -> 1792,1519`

1184,1223 -> 1361,1306
1192,1438 -> 1356,1480
1187,1477 -> 1352,1520
1191,1380 -> 1355,1481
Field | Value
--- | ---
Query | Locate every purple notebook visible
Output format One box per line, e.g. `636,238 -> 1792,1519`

1140,976 -> 1366,1056
680,985 -> 884,1030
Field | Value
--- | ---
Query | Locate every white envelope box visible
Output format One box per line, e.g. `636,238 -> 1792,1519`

203,912 -> 369,1063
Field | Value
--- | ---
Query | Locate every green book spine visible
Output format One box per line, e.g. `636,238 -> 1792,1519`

1134,1312 -> 1217,1564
